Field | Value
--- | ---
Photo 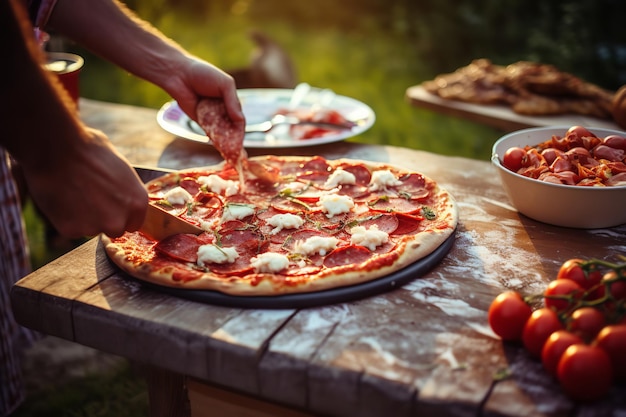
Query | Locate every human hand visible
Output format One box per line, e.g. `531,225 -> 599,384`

21,127 -> 148,238
162,56 -> 245,132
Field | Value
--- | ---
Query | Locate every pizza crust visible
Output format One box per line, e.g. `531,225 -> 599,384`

101,156 -> 458,296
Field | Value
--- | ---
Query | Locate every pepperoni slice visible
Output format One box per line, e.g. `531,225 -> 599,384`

266,227 -> 297,244
337,184 -> 371,199
188,191 -> 222,220
179,177 -> 201,196
155,233 -> 207,263
208,252 -> 255,277
219,220 -> 247,232
256,206 -> 283,221
339,163 -> 372,185
323,245 -> 372,268
297,171 -> 330,185
368,197 -> 423,214
398,173 -> 429,199
302,156 -> 331,172
305,211 -> 351,233
356,213 -> 399,234
392,213 -> 423,235
271,198 -> 310,213
220,228 -> 268,253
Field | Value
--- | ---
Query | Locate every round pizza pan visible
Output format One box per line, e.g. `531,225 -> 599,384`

135,230 -> 456,309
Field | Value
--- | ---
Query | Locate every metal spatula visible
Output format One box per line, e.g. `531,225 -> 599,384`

139,204 -> 203,241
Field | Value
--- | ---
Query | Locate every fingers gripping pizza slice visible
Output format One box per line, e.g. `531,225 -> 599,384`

196,98 -> 278,186
102,156 -> 458,297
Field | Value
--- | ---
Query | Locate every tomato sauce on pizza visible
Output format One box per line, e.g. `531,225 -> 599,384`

102,156 -> 458,296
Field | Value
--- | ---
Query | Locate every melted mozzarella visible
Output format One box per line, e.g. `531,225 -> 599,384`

163,186 -> 193,205
250,252 -> 290,273
221,203 -> 255,223
317,194 -> 354,218
198,174 -> 239,196
295,236 -> 339,256
197,244 -> 238,266
267,213 -> 304,235
324,169 -> 356,189
369,170 -> 401,191
350,224 -> 389,251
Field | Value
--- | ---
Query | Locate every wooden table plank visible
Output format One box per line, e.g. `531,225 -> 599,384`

405,85 -> 623,132
11,239 -> 104,340
258,306 -> 343,409
206,309 -> 296,394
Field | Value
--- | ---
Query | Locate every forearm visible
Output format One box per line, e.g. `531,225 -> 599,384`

1,0 -> 86,169
46,0 -> 190,96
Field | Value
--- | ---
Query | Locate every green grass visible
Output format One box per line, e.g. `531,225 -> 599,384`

13,362 -> 148,417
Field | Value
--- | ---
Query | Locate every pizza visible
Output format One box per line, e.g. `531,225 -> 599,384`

101,155 -> 458,296
421,59 -> 615,120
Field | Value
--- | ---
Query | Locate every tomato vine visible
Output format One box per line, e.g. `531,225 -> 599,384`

488,256 -> 626,402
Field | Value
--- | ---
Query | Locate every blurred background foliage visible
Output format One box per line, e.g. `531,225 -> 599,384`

63,0 -> 626,163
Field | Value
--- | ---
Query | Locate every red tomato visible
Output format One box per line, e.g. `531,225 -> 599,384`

522,308 -> 563,357
602,271 -> 626,301
543,279 -> 583,313
557,344 -> 612,402
568,307 -> 606,341
488,291 -> 532,341
502,147 -> 527,172
594,324 -> 626,382
556,258 -> 602,291
541,330 -> 583,377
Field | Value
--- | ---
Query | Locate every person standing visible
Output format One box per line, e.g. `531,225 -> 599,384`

1,0 -> 245,414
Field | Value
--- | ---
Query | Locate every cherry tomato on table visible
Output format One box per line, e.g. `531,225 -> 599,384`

557,344 -> 612,402
543,279 -> 584,313
594,324 -> 626,382
488,291 -> 532,341
556,258 -> 603,291
602,270 -> 626,301
568,307 -> 606,341
541,330 -> 583,377
522,307 -> 563,357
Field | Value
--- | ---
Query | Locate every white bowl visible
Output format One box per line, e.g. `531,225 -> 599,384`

491,126 -> 626,229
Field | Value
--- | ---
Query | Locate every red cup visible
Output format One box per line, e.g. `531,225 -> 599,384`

45,52 -> 84,107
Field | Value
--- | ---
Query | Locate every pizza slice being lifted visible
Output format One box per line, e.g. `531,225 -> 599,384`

196,98 -> 247,181
196,97 -> 278,185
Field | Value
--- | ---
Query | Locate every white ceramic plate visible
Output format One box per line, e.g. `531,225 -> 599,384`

156,88 -> 376,148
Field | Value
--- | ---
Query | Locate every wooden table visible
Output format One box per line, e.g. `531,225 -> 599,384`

405,85 -> 623,132
11,99 -> 626,417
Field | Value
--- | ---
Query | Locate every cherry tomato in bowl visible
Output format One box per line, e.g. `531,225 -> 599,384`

502,147 -> 527,172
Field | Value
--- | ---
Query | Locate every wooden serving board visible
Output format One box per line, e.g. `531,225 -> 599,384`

405,85 -> 623,132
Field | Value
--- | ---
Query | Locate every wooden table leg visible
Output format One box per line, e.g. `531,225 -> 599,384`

141,364 -> 190,417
